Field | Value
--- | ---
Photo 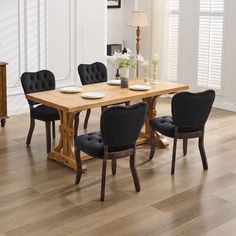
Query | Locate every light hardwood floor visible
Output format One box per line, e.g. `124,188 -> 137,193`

0,98 -> 236,236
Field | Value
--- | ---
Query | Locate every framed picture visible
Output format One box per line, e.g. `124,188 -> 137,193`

107,0 -> 121,8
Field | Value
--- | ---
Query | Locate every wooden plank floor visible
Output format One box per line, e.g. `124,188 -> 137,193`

1,98 -> 236,236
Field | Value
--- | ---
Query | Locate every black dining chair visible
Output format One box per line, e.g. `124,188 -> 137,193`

149,90 -> 215,175
21,70 -> 60,153
78,62 -> 107,130
74,102 -> 147,201
78,62 -> 130,130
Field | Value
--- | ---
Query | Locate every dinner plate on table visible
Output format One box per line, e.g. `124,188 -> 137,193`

129,84 -> 151,91
59,86 -> 82,93
107,80 -> 121,85
81,92 -> 105,99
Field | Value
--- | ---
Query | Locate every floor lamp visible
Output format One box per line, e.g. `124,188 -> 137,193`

128,11 -> 149,77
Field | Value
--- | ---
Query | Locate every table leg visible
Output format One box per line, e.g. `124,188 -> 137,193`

48,110 -> 88,171
137,96 -> 169,147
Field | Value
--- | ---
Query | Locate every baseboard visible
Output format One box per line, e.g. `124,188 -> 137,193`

8,106 -> 29,116
214,100 -> 236,112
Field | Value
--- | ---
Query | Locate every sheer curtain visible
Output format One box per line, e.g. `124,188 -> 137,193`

152,0 -> 169,80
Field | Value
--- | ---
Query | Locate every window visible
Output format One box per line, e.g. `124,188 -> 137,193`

168,0 -> 180,81
197,0 -> 224,90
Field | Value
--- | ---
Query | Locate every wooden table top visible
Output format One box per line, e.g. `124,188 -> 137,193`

26,78 -> 188,113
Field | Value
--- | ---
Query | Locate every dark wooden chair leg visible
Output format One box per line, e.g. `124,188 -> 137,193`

26,117 -> 35,146
75,148 -> 82,185
52,121 -> 56,139
171,134 -> 178,175
149,129 -> 156,160
111,159 -> 117,176
100,158 -> 107,202
198,134 -> 208,170
130,151 -> 140,192
183,138 -> 188,156
83,109 -> 91,130
74,112 -> 80,141
1,119 -> 6,127
45,121 -> 51,153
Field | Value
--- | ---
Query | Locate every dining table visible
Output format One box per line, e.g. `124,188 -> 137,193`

26,78 -> 188,170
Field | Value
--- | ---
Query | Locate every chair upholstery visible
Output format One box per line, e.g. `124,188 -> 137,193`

78,62 -> 107,85
76,132 -> 132,158
75,102 -> 147,201
21,70 -> 56,105
150,116 -> 200,138
77,62 -> 130,130
149,90 -> 215,174
77,62 -> 107,130
171,90 -> 215,129
21,70 -> 60,153
149,116 -> 175,138
28,104 -> 59,122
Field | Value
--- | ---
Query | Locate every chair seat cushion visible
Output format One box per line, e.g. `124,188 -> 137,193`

75,132 -> 132,158
150,116 -> 201,138
150,116 -> 175,138
31,105 -> 60,122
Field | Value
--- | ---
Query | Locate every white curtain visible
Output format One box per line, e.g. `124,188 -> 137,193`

152,0 -> 169,80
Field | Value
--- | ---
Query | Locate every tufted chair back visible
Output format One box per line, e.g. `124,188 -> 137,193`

78,62 -> 107,85
21,70 -> 56,106
171,90 -> 215,129
100,102 -> 147,147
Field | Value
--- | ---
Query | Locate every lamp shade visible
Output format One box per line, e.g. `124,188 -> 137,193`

128,11 -> 149,27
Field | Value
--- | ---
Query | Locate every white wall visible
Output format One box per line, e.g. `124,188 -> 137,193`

220,0 -> 236,109
4,0 -> 236,115
107,0 -> 126,79
77,0 -> 106,65
177,0 -> 236,111
107,0 -> 124,45
107,0 -> 152,79
107,0 -> 138,52
0,0 -> 106,115
117,0 -> 236,112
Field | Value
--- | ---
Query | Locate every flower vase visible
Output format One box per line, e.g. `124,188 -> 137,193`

120,68 -> 129,88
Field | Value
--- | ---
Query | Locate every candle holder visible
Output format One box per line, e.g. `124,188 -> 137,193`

151,63 -> 159,85
143,61 -> 150,85
143,68 -> 150,85
151,54 -> 159,85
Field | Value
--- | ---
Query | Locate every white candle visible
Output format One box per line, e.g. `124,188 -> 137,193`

143,61 -> 149,70
152,54 -> 159,65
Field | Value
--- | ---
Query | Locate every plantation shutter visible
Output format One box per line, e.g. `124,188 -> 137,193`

197,0 -> 224,90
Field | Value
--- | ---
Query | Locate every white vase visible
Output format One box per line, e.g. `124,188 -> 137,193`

119,68 -> 129,79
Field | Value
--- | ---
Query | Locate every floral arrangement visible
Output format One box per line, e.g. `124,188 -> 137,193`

112,49 -> 144,69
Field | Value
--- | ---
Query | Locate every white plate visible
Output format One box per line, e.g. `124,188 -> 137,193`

59,86 -> 82,93
107,80 -> 121,85
129,84 -> 151,91
81,92 -> 105,99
